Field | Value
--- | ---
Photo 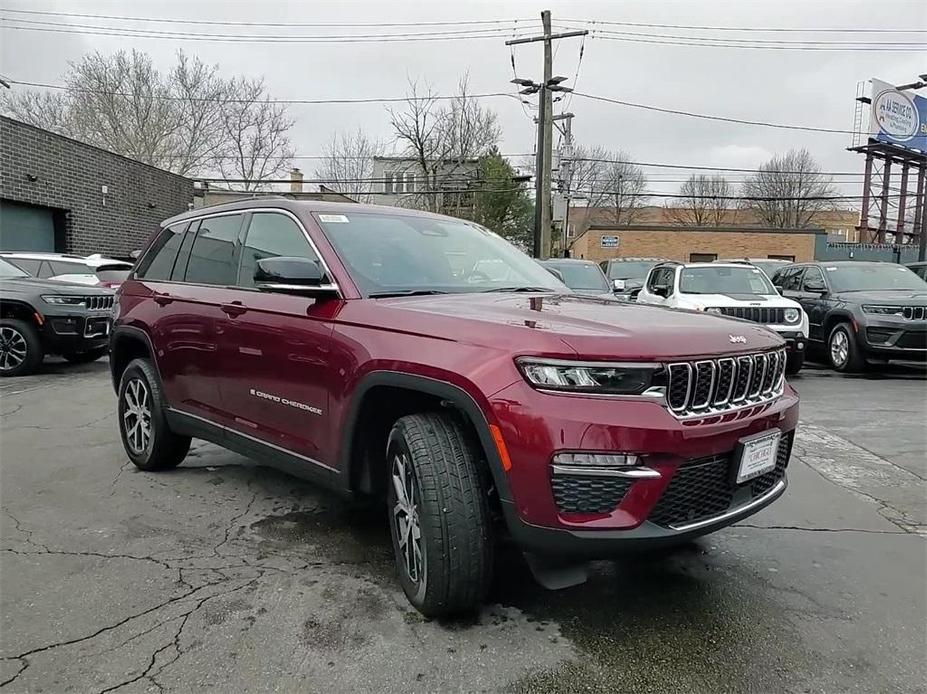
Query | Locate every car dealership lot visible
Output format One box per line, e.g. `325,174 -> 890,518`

1,361 -> 924,693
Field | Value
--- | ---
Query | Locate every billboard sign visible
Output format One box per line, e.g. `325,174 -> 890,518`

869,78 -> 927,152
601,235 -> 619,248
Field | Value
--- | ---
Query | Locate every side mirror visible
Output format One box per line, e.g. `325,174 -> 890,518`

612,278 -> 626,291
804,281 -> 827,294
254,257 -> 338,297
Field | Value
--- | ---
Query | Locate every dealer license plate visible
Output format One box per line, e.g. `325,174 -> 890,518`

735,429 -> 781,484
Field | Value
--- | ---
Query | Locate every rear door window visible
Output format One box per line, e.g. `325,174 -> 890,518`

136,223 -> 188,281
5,258 -> 42,275
48,260 -> 86,276
183,214 -> 244,286
237,212 -> 321,288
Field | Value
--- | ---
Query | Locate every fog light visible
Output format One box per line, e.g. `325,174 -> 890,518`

552,452 -> 639,467
796,341 -> 805,350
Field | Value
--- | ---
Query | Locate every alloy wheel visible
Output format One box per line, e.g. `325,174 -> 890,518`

123,378 -> 152,454
391,452 -> 424,584
0,326 -> 28,372
830,330 -> 849,367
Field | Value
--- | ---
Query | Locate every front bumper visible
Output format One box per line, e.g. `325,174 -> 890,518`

772,330 -> 806,353
859,317 -> 927,360
490,380 -> 799,553
40,312 -> 111,354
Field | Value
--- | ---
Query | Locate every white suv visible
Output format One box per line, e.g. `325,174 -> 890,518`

0,252 -> 132,288
638,261 -> 809,374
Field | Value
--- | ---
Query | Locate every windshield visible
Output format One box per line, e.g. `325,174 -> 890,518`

547,263 -> 610,292
0,257 -> 29,278
316,212 -> 565,296
680,266 -> 776,295
606,261 -> 656,280
826,264 -> 926,292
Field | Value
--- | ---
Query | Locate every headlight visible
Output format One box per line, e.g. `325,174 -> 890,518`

517,358 -> 661,394
861,305 -> 904,316
41,295 -> 86,306
783,308 -> 801,323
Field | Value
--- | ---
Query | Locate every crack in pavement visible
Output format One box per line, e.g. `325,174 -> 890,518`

2,511 -> 49,553
212,485 -> 259,558
732,524 -> 909,535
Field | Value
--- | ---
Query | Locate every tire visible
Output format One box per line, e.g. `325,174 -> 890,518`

0,318 -> 44,377
64,347 -> 108,364
386,412 -> 493,617
827,322 -> 866,373
117,358 -> 190,471
785,352 -> 804,375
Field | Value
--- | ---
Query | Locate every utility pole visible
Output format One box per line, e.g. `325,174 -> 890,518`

555,113 -> 575,256
507,12 -> 587,259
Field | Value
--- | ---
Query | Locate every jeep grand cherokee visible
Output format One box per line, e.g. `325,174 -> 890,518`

110,200 -> 798,616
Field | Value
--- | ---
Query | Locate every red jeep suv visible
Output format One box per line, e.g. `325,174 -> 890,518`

111,200 -> 798,616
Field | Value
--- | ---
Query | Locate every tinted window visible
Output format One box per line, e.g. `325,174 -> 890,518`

137,224 -> 188,281
171,222 -> 198,281
546,262 -> 610,292
184,215 -> 244,285
801,267 -> 826,291
37,261 -> 54,279
238,213 -> 320,288
647,267 -> 674,294
49,260 -> 87,276
689,253 -> 718,263
776,267 -> 804,291
0,257 -> 29,278
606,261 -> 656,281
5,258 -> 41,275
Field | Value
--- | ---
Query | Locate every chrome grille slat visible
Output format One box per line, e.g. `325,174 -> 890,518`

716,307 -> 785,324
84,295 -> 114,311
902,306 -> 925,321
666,349 -> 785,419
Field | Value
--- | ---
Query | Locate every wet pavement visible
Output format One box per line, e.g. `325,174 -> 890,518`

0,359 -> 924,693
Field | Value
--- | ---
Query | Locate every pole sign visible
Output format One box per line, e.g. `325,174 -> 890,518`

869,78 -> 927,152
600,235 -> 619,248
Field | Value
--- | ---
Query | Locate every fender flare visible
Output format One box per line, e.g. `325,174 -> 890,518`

109,325 -> 164,394
338,371 -> 513,502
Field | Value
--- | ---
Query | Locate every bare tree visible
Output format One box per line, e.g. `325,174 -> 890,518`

1,89 -> 74,134
215,78 -> 293,191
665,174 -> 732,226
567,148 -> 648,227
740,149 -> 836,228
314,128 -> 384,203
169,51 -> 230,176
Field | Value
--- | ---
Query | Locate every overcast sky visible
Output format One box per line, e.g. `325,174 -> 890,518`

1,0 -> 924,200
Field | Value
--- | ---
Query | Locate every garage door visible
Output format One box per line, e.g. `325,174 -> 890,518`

0,201 -> 56,251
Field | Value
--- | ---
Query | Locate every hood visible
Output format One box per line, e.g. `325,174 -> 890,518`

373,292 -> 783,361
0,276 -> 114,296
833,289 -> 927,305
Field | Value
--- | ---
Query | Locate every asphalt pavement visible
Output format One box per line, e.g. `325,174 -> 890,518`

0,359 -> 924,693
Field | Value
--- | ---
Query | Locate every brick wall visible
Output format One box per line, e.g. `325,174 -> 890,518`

0,117 -> 194,256
570,226 -> 821,263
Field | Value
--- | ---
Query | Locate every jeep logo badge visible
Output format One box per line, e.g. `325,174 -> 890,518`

729,335 -> 747,344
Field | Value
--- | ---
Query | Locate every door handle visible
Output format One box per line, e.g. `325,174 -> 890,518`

153,292 -> 173,306
221,302 -> 247,318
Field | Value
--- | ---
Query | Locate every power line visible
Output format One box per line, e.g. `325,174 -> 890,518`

572,32 -> 920,51
560,17 -> 927,34
571,92 -> 854,134
0,8 -> 533,28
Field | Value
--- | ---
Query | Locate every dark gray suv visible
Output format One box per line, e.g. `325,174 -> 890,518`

772,261 -> 927,371
0,257 -> 114,376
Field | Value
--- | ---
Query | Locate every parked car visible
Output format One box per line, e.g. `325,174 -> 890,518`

110,200 -> 798,616
637,261 -> 808,374
0,252 -> 133,288
906,261 -> 927,281
773,261 -> 927,372
540,258 -> 615,299
0,256 -> 114,376
718,258 -> 793,281
599,257 -> 665,300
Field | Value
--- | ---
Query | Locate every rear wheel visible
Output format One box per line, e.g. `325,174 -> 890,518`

785,352 -> 804,375
118,358 -> 190,471
0,319 -> 43,377
64,347 -> 108,364
828,322 -> 866,373
386,412 -> 493,617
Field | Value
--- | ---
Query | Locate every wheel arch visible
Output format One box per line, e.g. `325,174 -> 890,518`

339,371 -> 513,504
0,299 -> 39,324
823,311 -> 856,342
109,326 -> 161,394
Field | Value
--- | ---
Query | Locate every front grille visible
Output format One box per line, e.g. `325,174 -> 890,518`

85,295 -> 114,311
714,306 -> 785,324
551,475 -> 633,514
648,433 -> 792,528
666,349 -> 785,418
895,332 -> 927,349
902,306 -> 926,321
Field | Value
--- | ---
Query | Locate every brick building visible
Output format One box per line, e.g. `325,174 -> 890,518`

569,225 -> 826,263
0,116 -> 194,257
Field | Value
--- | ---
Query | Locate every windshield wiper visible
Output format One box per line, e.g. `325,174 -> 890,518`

369,289 -> 451,298
481,286 -> 554,293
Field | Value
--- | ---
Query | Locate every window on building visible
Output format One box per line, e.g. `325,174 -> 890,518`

184,214 -> 244,285
689,253 -> 717,262
238,212 -> 322,287
767,255 -> 795,261
384,171 -> 395,195
136,222 -> 189,281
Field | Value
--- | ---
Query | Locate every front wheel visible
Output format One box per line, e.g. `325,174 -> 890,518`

785,352 -> 804,375
386,413 -> 493,617
64,347 -> 108,364
0,319 -> 43,377
828,323 -> 866,373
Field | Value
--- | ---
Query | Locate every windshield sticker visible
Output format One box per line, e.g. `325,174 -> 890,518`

825,266 -> 837,271
319,214 -> 349,223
